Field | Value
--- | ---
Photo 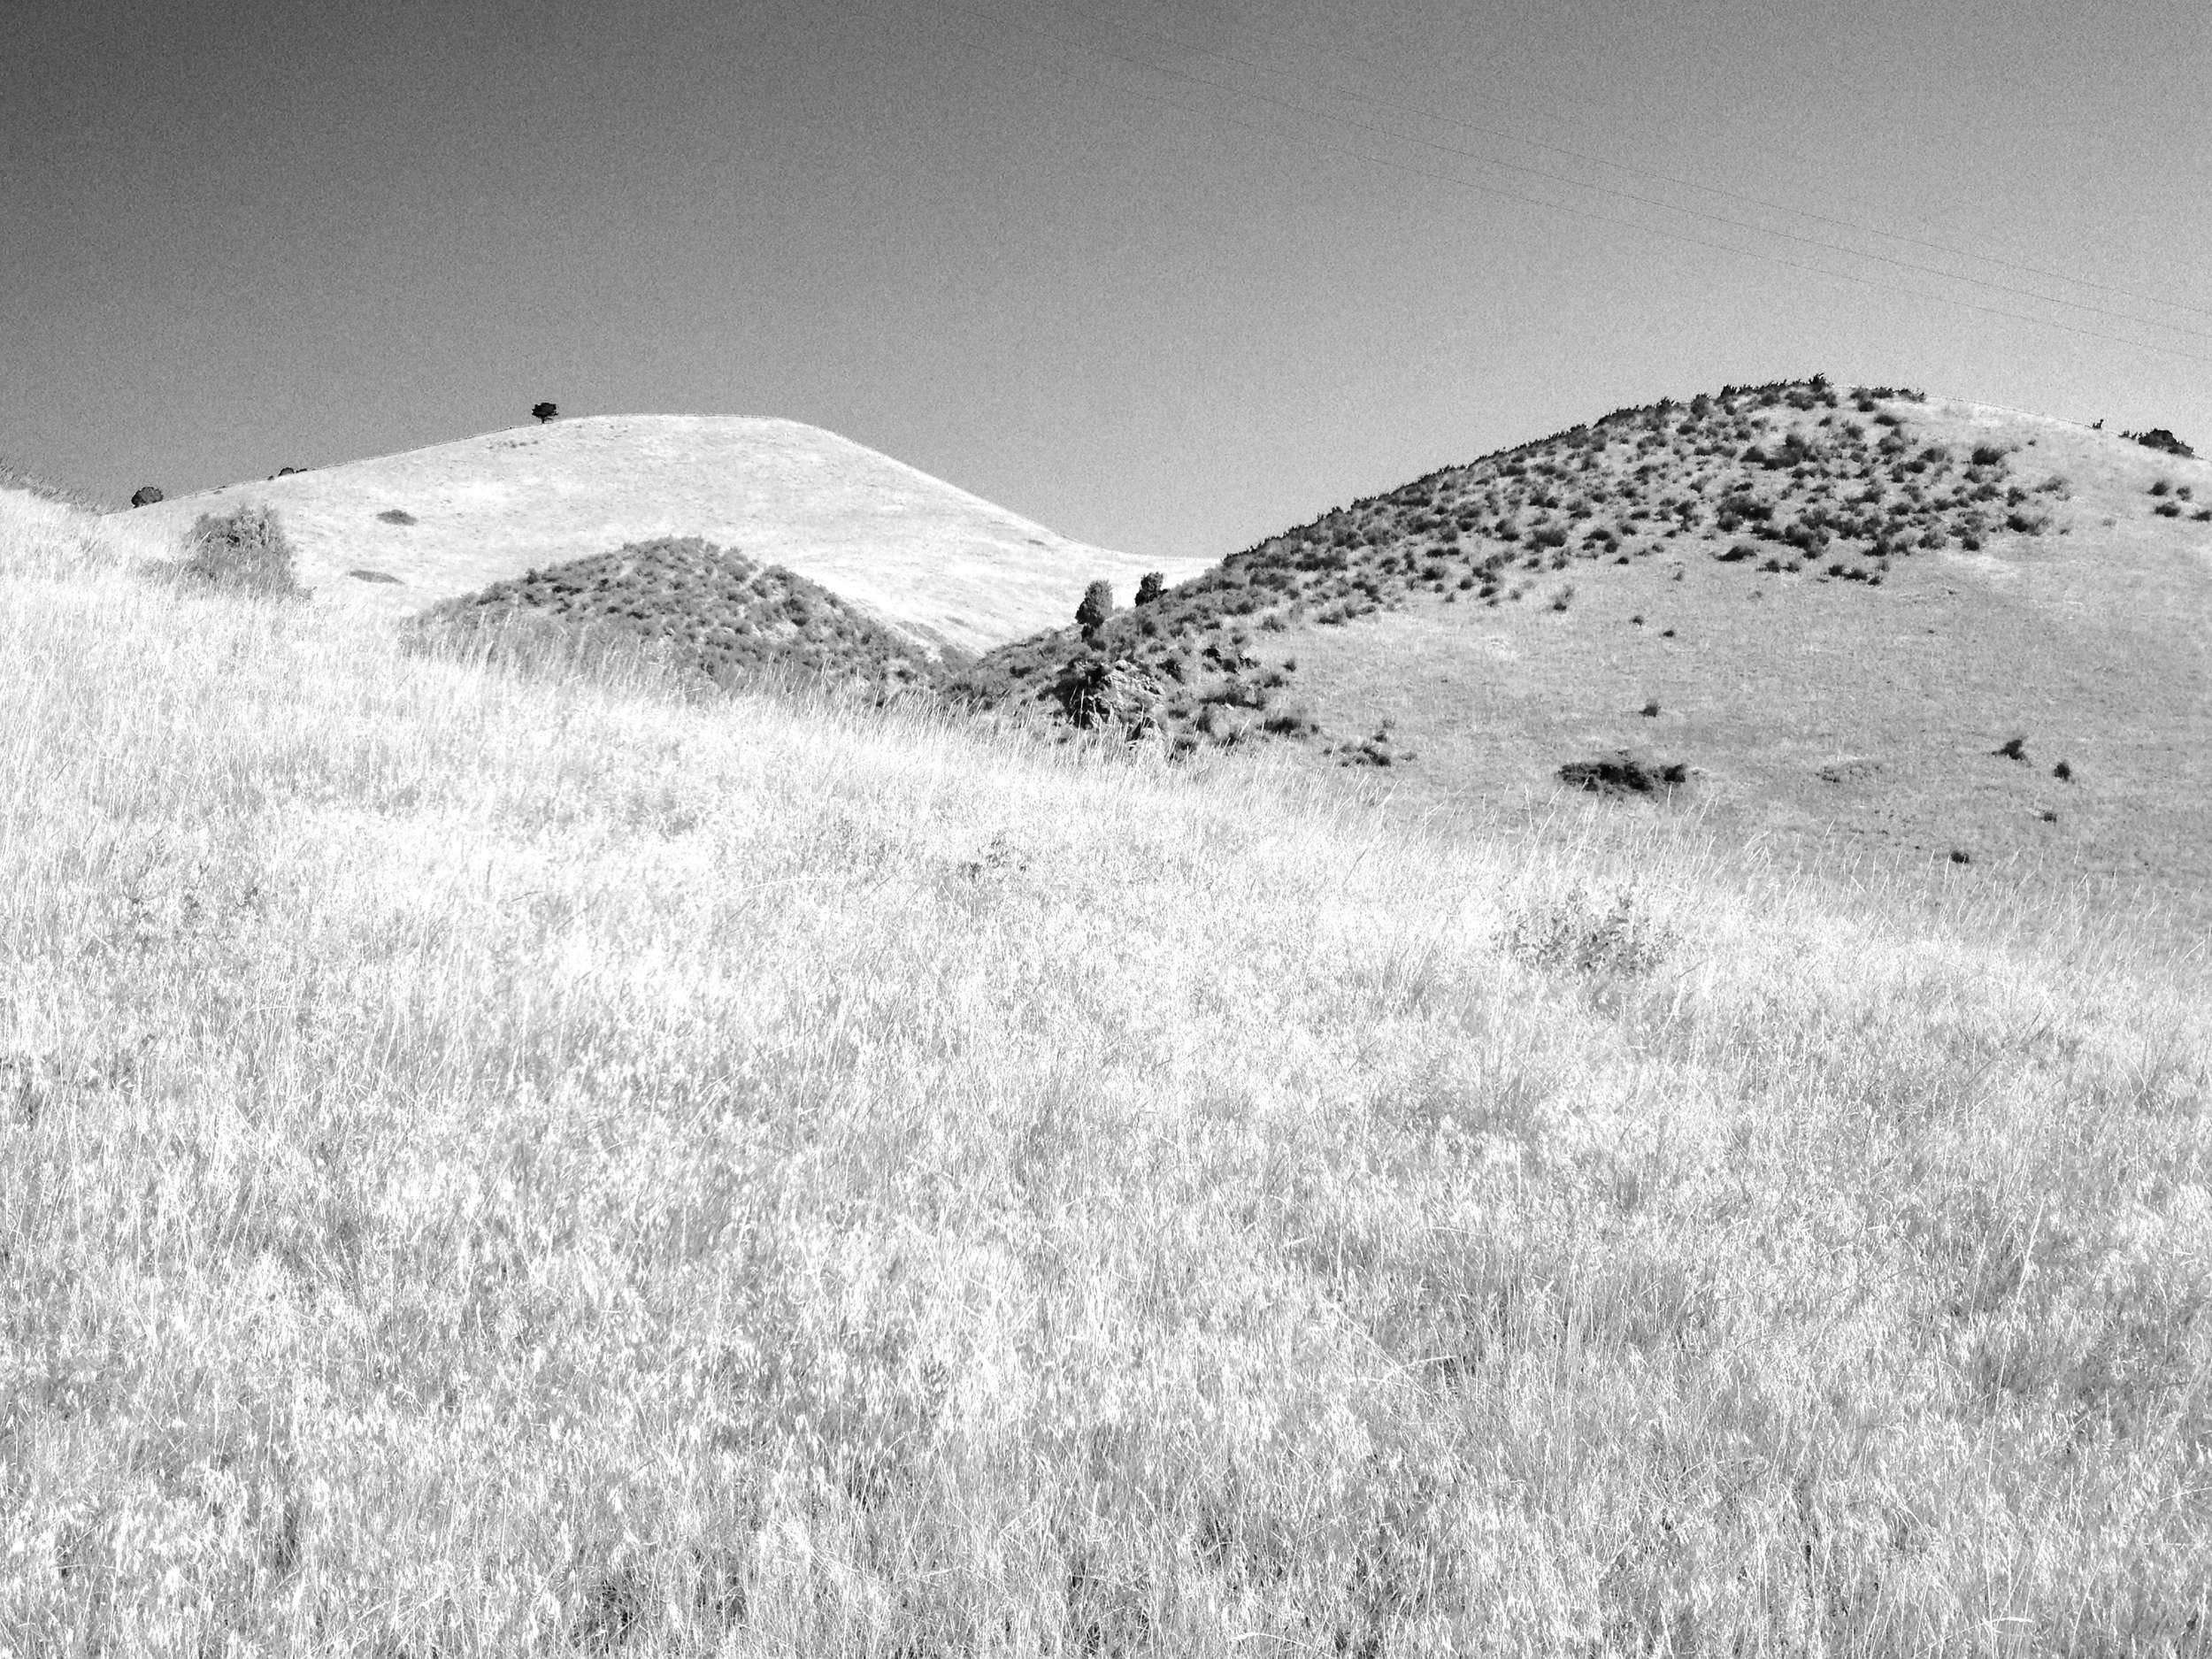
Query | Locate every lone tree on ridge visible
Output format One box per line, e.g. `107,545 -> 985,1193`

532,402 -> 559,425
1076,579 -> 1114,635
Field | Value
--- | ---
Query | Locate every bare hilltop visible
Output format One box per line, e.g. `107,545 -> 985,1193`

124,414 -> 1208,662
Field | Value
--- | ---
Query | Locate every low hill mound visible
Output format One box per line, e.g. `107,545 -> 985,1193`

119,415 -> 1206,660
409,535 -> 938,699
956,379 -> 2212,933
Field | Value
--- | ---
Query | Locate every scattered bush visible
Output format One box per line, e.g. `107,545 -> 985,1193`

1135,571 -> 1167,606
1970,445 -> 2008,466
165,503 -> 309,601
1558,753 -> 1689,795
377,508 -> 418,526
1504,885 -> 1672,976
1994,734 -> 2028,761
2054,759 -> 2073,781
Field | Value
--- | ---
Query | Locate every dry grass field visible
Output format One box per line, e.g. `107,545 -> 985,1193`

4,480 -> 2209,1655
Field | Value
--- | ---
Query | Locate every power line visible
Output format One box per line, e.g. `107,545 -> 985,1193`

926,0 -> 2212,347
910,3 -> 2212,370
1053,2 -> 2212,324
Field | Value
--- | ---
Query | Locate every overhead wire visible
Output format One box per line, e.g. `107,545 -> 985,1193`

920,0 -> 2212,350
1053,1 -> 2212,324
903,2 -> 2212,372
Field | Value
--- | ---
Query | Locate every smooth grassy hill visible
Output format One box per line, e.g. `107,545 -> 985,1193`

121,414 -> 1208,660
959,380 -> 2212,942
4,481 -> 2209,1654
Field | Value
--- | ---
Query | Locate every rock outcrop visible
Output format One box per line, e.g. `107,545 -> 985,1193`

1051,655 -> 1166,739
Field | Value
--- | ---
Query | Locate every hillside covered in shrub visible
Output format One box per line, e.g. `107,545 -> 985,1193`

409,534 -> 941,698
951,378 -> 2063,750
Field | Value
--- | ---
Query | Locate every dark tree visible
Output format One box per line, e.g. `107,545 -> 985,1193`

1076,579 -> 1114,634
532,402 -> 559,425
1135,571 -> 1166,606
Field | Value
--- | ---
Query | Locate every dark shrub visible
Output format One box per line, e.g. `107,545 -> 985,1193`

2123,428 -> 2194,458
2054,759 -> 2073,781
1075,579 -> 1114,634
1994,734 -> 2028,761
1134,571 -> 1166,606
532,402 -> 559,424
377,508 -> 417,526
1558,753 -> 1689,795
1970,445 -> 2008,466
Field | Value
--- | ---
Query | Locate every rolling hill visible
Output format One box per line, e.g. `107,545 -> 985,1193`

956,380 -> 2212,939
120,414 -> 1209,661
4,473 -> 2208,1651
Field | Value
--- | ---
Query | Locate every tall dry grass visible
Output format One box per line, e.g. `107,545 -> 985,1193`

2,487 -> 2208,1656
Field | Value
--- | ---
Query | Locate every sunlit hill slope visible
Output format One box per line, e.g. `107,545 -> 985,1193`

3,478 -> 2208,1652
122,414 -> 1210,661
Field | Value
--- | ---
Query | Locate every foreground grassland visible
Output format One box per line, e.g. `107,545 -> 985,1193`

3,489 -> 2208,1656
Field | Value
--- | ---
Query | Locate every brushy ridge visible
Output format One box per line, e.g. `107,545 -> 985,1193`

2,485 -> 2208,1655
407,534 -> 943,702
952,380 -> 2058,753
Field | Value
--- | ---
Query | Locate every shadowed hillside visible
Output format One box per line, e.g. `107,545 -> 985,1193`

956,380 -> 2212,936
119,414 -> 1210,660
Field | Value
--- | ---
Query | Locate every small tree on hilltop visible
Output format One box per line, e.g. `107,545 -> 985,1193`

1135,571 -> 1166,606
532,402 -> 559,425
1076,579 -> 1114,634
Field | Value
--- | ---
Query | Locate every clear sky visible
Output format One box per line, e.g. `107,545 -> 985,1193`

5,0 -> 2208,561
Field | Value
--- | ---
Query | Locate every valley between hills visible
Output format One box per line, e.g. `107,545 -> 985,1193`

127,375 -> 2212,946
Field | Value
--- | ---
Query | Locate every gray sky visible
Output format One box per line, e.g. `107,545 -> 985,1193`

5,0 -> 2208,560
